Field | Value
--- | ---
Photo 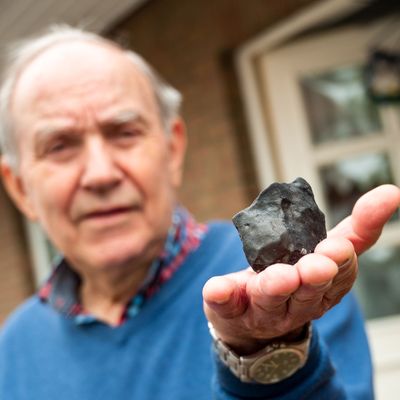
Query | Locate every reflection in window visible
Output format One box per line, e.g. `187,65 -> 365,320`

300,65 -> 382,144
355,246 -> 400,320
319,152 -> 396,227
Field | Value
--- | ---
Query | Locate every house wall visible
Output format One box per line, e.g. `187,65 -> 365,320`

0,185 -> 33,324
109,0 -> 316,221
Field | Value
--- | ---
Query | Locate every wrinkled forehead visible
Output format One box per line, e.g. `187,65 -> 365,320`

11,41 -> 156,118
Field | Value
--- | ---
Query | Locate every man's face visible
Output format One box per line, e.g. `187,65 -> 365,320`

5,42 -> 186,272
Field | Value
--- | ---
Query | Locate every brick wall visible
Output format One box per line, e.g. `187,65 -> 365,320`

0,185 -> 33,324
109,0 -> 315,221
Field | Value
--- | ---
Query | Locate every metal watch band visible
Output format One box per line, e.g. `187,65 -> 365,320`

208,322 -> 312,383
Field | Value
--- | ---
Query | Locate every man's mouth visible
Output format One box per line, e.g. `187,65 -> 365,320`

83,206 -> 135,220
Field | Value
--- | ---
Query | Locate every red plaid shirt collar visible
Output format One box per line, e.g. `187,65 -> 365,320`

38,206 -> 207,325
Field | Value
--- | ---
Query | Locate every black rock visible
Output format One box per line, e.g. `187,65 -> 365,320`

232,177 -> 327,273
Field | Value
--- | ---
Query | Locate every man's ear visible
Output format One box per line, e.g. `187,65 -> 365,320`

1,159 -> 37,221
168,117 -> 187,188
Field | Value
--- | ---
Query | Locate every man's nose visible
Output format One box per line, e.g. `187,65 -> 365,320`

81,137 -> 122,192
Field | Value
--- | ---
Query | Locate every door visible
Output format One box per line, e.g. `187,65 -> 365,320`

261,20 -> 400,399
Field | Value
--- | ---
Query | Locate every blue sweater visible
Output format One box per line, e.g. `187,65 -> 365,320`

0,222 -> 373,399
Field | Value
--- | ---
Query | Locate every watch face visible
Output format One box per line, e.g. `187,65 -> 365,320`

249,348 -> 303,384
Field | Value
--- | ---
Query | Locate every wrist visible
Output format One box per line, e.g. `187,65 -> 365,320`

214,324 -> 309,356
209,322 -> 312,384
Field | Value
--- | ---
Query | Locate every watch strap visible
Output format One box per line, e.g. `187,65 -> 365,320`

208,322 -> 312,383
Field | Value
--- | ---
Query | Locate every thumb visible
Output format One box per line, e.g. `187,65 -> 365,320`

329,184 -> 400,254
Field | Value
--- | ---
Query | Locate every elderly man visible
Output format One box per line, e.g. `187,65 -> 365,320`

0,26 -> 398,400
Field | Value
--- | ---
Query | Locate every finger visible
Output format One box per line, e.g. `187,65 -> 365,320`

288,281 -> 332,321
315,237 -> 357,286
241,264 -> 301,337
353,184 -> 400,237
329,184 -> 400,255
249,264 -> 300,314
203,272 -> 251,319
288,253 -> 338,320
296,253 -> 338,286
323,256 -> 358,310
314,238 -> 357,309
315,237 -> 355,267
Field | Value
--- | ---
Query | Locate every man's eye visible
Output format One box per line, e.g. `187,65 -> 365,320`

112,129 -> 141,143
44,139 -> 78,158
47,141 -> 67,153
119,131 -> 136,137
49,143 -> 67,153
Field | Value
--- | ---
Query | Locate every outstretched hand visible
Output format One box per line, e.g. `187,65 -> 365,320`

203,184 -> 400,354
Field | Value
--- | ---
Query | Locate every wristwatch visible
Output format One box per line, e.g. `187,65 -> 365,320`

208,322 -> 312,384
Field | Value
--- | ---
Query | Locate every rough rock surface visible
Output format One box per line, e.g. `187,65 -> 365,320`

233,177 -> 327,273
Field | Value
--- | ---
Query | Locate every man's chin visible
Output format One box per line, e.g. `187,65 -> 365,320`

90,250 -> 145,271
85,241 -> 161,272
69,231 -> 167,274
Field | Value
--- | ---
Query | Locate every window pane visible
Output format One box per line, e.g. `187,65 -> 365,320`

300,65 -> 382,144
319,152 -> 397,227
355,245 -> 400,320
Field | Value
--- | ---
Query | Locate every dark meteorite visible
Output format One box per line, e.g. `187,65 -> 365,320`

233,177 -> 327,273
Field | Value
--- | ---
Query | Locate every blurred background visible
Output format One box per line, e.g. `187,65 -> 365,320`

0,0 -> 399,397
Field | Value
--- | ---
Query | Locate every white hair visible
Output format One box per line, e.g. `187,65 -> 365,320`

0,25 -> 182,170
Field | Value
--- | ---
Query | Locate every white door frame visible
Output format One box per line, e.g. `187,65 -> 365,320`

235,0 -> 366,189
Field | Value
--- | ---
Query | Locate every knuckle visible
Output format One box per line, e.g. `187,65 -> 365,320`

291,293 -> 321,306
334,266 -> 357,284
